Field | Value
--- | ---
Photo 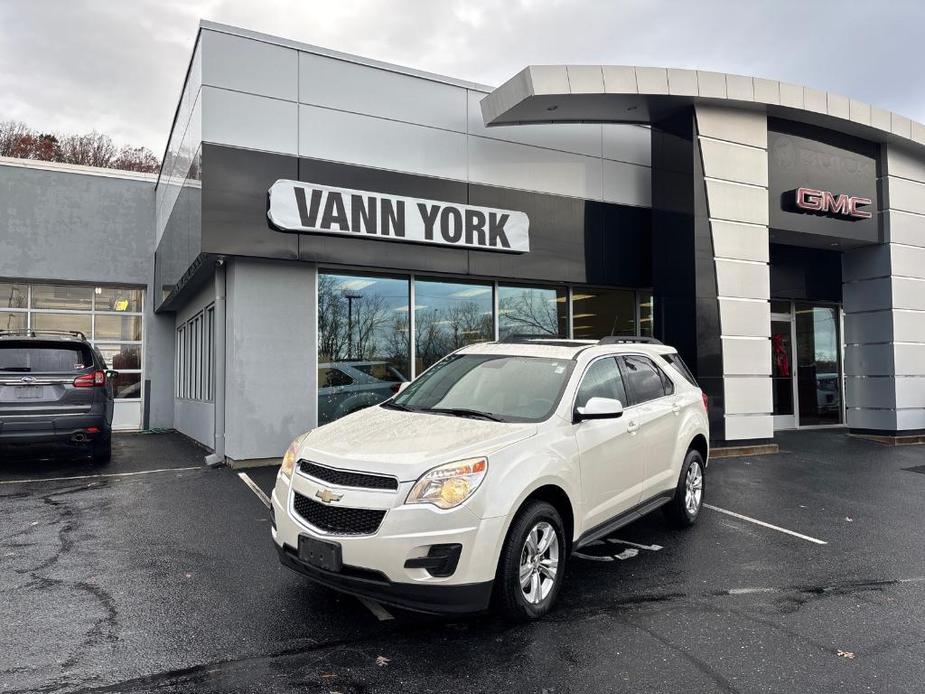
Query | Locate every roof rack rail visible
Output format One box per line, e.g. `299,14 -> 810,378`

597,335 -> 663,345
0,329 -> 88,341
497,334 -> 565,344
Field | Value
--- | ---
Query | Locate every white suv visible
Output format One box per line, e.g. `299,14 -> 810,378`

272,337 -> 709,619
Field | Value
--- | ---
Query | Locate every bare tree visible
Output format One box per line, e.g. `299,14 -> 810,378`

0,121 -> 30,157
0,120 -> 160,173
499,290 -> 562,336
59,131 -> 117,168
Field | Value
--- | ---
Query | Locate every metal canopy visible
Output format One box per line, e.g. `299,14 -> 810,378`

480,65 -> 925,152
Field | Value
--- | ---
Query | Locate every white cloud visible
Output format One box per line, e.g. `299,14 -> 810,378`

1,0 -> 922,155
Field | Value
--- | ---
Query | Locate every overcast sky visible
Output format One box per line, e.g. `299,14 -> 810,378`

1,0 -> 922,154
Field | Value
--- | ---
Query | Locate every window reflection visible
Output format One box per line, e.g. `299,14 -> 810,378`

498,285 -> 567,340
795,304 -> 841,425
31,284 -> 93,311
415,279 -> 493,371
638,291 -> 653,337
95,287 -> 144,312
95,314 -> 142,341
0,283 -> 27,309
571,288 -> 637,340
0,311 -> 26,330
96,344 -> 142,370
32,313 -> 91,335
317,273 -> 410,425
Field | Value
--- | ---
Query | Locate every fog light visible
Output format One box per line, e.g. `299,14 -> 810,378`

404,544 -> 463,577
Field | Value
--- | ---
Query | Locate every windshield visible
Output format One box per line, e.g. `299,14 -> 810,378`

389,354 -> 574,423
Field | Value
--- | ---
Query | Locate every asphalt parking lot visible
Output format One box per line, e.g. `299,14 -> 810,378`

2,430 -> 925,694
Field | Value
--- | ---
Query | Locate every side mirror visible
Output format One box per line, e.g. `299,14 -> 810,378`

576,397 -> 624,421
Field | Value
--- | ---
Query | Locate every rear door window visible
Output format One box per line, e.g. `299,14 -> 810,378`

0,341 -> 93,373
620,355 -> 672,405
662,352 -> 698,387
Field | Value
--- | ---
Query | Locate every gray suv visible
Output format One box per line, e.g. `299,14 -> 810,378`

0,330 -> 115,462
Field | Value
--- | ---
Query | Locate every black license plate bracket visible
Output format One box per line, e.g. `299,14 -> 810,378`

298,535 -> 343,572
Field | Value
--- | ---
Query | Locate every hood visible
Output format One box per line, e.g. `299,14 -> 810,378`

299,405 -> 537,481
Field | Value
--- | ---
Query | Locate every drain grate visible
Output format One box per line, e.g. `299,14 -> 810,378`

902,465 -> 925,475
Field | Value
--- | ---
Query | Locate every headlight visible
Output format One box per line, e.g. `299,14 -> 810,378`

406,457 -> 488,509
280,433 -> 308,478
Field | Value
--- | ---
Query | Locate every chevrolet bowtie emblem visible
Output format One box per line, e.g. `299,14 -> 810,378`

315,488 -> 343,504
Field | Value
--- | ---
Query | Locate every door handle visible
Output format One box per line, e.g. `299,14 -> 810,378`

627,420 -> 639,434
671,402 -> 681,415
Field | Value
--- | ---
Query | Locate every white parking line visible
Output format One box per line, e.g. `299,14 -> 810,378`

704,504 -> 828,545
356,596 -> 395,621
233,474 -> 394,621
0,466 -> 201,485
237,472 -> 271,509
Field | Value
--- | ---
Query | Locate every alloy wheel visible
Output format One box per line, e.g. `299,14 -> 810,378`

518,521 -> 559,605
685,460 -> 703,516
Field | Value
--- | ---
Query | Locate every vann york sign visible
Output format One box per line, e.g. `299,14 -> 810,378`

268,180 -> 530,253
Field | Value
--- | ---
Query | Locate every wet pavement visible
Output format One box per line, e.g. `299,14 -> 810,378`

2,430 -> 924,693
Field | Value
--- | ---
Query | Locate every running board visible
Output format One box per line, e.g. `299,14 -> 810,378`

574,493 -> 673,550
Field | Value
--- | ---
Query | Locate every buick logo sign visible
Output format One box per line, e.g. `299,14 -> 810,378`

773,136 -> 798,170
20,376 -> 36,384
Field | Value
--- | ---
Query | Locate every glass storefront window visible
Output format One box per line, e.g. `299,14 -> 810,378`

414,278 -> 493,371
0,283 -> 28,310
96,344 -> 142,370
497,285 -> 567,340
112,372 -> 143,399
31,284 -> 93,311
317,272 -> 410,425
638,291 -> 653,337
95,314 -> 142,341
32,312 -> 92,335
95,287 -> 144,312
571,288 -> 636,340
0,311 -> 26,330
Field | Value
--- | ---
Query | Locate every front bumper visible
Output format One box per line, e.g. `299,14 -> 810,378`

276,543 -> 493,614
271,468 -> 506,614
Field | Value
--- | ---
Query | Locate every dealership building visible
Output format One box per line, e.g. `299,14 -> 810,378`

2,20 -> 924,462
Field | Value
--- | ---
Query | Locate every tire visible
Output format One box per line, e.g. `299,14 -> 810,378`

663,449 -> 705,528
494,501 -> 567,621
92,438 -> 112,464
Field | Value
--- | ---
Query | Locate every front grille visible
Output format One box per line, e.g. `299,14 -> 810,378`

299,461 -> 398,491
292,491 -> 386,535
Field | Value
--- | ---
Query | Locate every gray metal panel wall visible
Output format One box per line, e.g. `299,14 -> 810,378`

0,162 -> 174,430
224,259 -> 317,461
695,105 -> 773,442
843,144 -> 925,434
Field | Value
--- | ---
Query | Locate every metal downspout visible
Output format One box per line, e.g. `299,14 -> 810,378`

205,258 -> 226,466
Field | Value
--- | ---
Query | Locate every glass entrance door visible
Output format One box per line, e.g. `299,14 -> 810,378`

794,303 -> 843,426
770,301 -> 844,430
771,306 -> 795,430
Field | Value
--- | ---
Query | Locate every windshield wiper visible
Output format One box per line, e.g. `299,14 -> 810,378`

0,367 -> 31,372
425,407 -> 504,422
381,401 -> 416,412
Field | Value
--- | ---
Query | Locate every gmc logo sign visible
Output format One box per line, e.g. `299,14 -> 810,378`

794,187 -> 872,219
